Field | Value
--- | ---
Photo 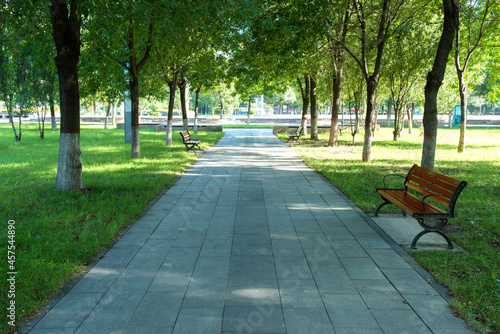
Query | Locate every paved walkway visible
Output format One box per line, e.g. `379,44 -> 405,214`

24,129 -> 474,334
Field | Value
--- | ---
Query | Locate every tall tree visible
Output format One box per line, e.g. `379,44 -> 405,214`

327,4 -> 351,147
454,0 -> 498,153
384,20 -> 433,140
346,0 -> 410,162
421,0 -> 460,170
88,1 -> 154,157
50,0 -> 84,190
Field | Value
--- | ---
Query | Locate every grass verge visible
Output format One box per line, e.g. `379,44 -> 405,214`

0,124 -> 223,333
278,126 -> 500,333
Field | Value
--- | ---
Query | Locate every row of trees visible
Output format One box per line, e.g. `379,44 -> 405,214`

1,0 -> 499,190
231,0 -> 498,166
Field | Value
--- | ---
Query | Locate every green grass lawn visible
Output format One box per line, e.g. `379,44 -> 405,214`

279,126 -> 500,333
0,124 -> 223,333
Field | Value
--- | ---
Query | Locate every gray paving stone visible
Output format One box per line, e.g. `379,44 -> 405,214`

225,285 -> 281,307
172,308 -> 223,333
330,239 -> 368,258
75,307 -> 131,334
222,306 -> 286,333
33,293 -> 104,329
279,279 -> 324,308
313,267 -> 358,294
334,329 -> 384,334
340,257 -> 386,280
136,238 -> 174,256
283,308 -> 335,334
200,239 -> 232,257
365,248 -> 413,269
382,268 -> 437,295
322,293 -> 379,329
124,325 -> 172,334
182,278 -> 228,308
353,279 -> 411,310
402,293 -> 475,333
271,239 -> 305,258
127,292 -> 184,328
192,256 -> 230,279
68,271 -> 117,294
370,309 -> 433,334
274,256 -> 313,280
119,254 -> 164,279
25,328 -> 78,334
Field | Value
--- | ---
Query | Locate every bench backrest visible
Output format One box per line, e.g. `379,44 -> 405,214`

405,165 -> 467,217
180,131 -> 190,142
296,126 -> 303,135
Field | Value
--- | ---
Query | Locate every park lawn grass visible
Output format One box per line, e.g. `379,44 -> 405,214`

278,126 -> 500,333
0,124 -> 223,333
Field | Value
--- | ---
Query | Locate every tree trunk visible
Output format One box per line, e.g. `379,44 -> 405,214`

219,91 -> 224,119
51,0 -> 83,191
50,98 -> 57,131
310,75 -> 318,140
362,77 -> 377,162
166,79 -> 177,145
104,102 -> 111,129
247,96 -> 251,125
297,74 -> 309,136
393,100 -> 401,141
111,102 -> 116,126
130,74 -> 140,158
421,0 -> 459,170
127,19 -> 152,156
93,96 -> 97,116
457,70 -> 467,152
386,97 -> 392,127
37,107 -> 46,139
194,84 -> 201,133
408,103 -> 414,134
372,105 -> 379,136
179,77 -> 188,131
328,67 -> 342,147
8,109 -> 20,142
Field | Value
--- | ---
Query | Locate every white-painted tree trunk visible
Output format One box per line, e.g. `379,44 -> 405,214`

55,132 -> 83,190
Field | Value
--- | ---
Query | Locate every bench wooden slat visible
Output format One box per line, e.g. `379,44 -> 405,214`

377,189 -> 445,216
409,169 -> 458,194
412,165 -> 462,186
406,177 -> 452,206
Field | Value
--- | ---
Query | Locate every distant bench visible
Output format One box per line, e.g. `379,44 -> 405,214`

374,165 -> 467,249
179,131 -> 201,153
287,126 -> 303,143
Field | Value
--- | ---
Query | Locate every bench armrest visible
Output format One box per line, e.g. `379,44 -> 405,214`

421,193 -> 448,214
381,174 -> 406,188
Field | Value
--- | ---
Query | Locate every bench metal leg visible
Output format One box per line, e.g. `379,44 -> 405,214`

375,198 -> 407,217
185,144 -> 197,153
374,199 -> 391,216
411,230 -> 453,250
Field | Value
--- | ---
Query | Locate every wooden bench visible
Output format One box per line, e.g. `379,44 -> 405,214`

287,126 -> 303,143
179,130 -> 201,153
374,164 -> 467,249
